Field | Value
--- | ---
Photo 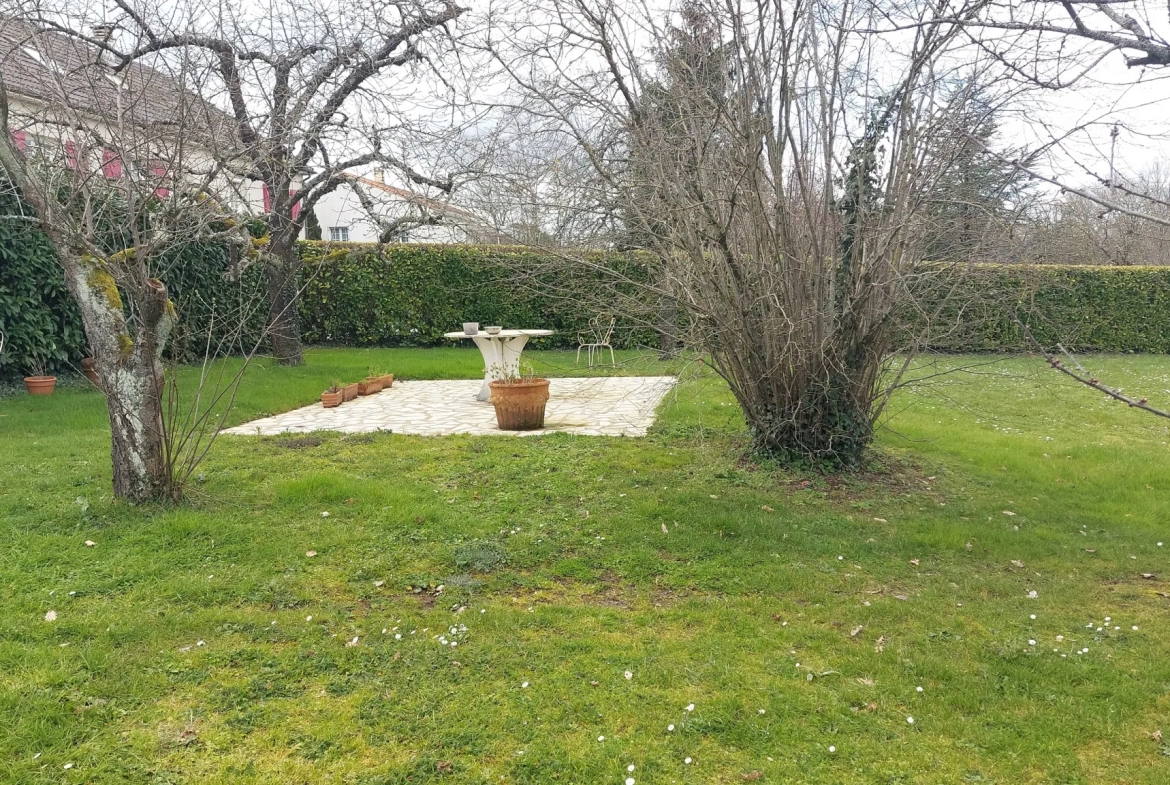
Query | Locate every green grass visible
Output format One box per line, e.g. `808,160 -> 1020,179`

2,348 -> 1169,784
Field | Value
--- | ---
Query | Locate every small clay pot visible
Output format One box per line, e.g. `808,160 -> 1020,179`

321,390 -> 343,408
81,357 -> 101,387
358,377 -> 383,395
24,375 -> 57,396
342,382 -> 360,402
380,374 -> 394,388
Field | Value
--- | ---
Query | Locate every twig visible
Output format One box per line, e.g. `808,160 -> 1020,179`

1019,322 -> 1170,420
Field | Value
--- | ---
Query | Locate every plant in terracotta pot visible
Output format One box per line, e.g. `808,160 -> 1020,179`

321,381 -> 343,408
488,363 -> 550,430
358,370 -> 384,395
23,357 -> 56,396
342,381 -> 360,402
379,372 -> 394,388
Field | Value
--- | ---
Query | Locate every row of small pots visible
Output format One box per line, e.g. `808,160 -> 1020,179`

22,358 -> 101,396
321,374 -> 395,408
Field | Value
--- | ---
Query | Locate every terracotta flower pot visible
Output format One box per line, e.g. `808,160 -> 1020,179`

489,378 -> 550,430
81,357 -> 101,387
24,375 -> 57,396
321,390 -> 343,408
358,377 -> 383,395
342,382 -> 360,402
380,374 -> 394,388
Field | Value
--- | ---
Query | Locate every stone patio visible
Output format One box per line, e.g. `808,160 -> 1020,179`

221,376 -> 677,437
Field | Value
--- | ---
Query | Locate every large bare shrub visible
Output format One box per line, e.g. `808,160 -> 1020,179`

489,0 -> 1008,467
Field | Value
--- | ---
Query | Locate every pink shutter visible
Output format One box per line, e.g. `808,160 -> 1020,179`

289,189 -> 300,220
149,161 -> 169,197
10,129 -> 27,151
101,149 -> 122,178
261,182 -> 272,212
64,140 -> 79,169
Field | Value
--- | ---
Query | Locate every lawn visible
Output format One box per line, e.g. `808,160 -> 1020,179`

1,347 -> 1169,784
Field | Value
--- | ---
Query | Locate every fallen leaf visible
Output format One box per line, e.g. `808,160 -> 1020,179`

373,580 -> 384,587
761,505 -> 775,512
84,540 -> 96,547
909,559 -> 920,566
741,771 -> 762,781
1141,573 -> 1157,580
661,523 -> 669,534
44,610 -> 57,622
1150,730 -> 1163,742
436,761 -> 453,774
864,702 -> 879,711
590,680 -> 599,687
624,670 -> 633,680
894,594 -> 908,601
874,635 -> 887,653
873,517 -> 888,523
856,677 -> 874,686
305,550 -> 317,557
1084,549 -> 1097,554
1010,560 -> 1025,568
1002,510 -> 1016,516
850,625 -> 864,638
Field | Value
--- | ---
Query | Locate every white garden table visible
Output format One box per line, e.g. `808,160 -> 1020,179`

443,329 -> 554,401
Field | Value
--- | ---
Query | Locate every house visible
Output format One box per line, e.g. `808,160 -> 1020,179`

0,19 -> 487,245
0,19 -> 258,213
311,170 -> 499,244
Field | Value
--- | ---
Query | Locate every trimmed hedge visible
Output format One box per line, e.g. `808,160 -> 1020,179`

297,242 -> 656,349
4,229 -> 1170,382
926,264 -> 1170,354
0,206 -> 266,379
0,191 -> 87,376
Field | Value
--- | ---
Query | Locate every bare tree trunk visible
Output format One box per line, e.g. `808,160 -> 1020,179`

657,270 -> 678,360
265,240 -> 303,366
64,255 -> 175,500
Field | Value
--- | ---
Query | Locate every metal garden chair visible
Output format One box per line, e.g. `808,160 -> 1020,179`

576,315 -> 616,367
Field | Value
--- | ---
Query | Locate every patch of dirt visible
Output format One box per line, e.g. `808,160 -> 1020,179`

275,436 -> 323,449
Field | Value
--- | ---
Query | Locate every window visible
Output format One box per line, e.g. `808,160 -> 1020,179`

329,226 -> 349,242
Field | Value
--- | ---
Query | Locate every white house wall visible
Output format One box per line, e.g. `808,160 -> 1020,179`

309,183 -> 471,244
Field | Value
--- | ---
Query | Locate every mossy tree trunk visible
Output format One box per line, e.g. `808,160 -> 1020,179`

64,255 -> 176,501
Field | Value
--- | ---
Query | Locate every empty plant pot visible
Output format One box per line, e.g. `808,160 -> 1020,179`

488,378 -> 550,430
463,322 -> 480,335
24,376 -> 57,396
81,357 -> 101,387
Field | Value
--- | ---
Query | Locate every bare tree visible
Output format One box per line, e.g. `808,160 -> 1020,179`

0,14 -> 256,500
487,0 -> 1011,468
51,0 -> 470,365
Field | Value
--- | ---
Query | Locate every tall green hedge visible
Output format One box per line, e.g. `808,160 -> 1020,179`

4,230 -> 1170,382
923,264 -> 1170,353
0,192 -> 87,377
0,207 -> 266,379
297,242 -> 656,349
